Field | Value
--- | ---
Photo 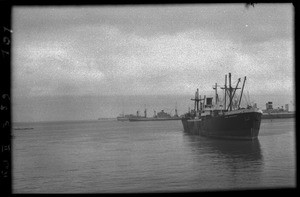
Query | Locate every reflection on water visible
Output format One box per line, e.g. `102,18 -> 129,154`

183,132 -> 263,161
182,132 -> 264,189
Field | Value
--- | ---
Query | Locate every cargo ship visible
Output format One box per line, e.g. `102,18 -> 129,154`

261,101 -> 295,119
129,108 -> 181,121
116,116 -> 129,121
181,73 -> 263,140
117,113 -> 137,121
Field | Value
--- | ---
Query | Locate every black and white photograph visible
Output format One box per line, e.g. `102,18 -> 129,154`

11,3 -> 295,193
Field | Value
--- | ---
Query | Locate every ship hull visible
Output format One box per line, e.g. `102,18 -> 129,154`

117,117 -> 129,121
129,117 -> 181,122
262,112 -> 294,119
182,111 -> 262,140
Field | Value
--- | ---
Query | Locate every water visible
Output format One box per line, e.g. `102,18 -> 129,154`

12,118 -> 296,193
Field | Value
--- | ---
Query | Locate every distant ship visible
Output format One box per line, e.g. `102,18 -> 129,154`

116,116 -> 129,121
181,73 -> 262,140
261,101 -> 295,119
128,108 -> 181,121
116,113 -> 135,121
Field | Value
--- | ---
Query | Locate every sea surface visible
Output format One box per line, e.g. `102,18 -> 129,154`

12,118 -> 296,193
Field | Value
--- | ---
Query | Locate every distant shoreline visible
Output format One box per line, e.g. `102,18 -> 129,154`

13,127 -> 34,130
13,118 -> 117,124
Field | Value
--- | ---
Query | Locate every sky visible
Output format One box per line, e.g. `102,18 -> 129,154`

11,4 -> 295,122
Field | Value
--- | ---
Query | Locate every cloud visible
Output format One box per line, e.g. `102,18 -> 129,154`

12,39 -> 105,96
12,5 -> 294,98
13,4 -> 293,41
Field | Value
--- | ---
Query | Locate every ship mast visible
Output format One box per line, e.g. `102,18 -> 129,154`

238,76 -> 246,109
222,73 -> 241,111
175,102 -> 178,117
228,77 -> 241,111
191,88 -> 205,115
199,95 -> 201,111
221,74 -> 227,110
213,83 -> 219,106
191,88 -> 200,113
202,95 -> 206,110
229,73 -> 232,111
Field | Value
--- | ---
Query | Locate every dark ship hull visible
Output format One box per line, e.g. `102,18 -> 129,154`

182,110 -> 262,140
129,117 -> 181,121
